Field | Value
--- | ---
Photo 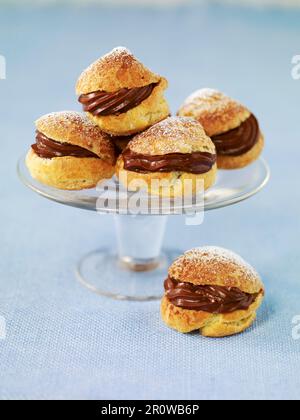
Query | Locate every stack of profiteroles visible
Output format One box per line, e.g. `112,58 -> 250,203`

26,47 -> 264,196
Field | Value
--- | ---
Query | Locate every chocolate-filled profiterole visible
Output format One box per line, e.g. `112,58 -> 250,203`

161,247 -> 265,337
26,111 -> 116,191
116,117 -> 217,198
76,47 -> 170,136
178,89 -> 264,169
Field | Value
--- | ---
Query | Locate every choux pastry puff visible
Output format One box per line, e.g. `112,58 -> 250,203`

116,116 -> 217,198
77,47 -> 170,136
161,247 -> 265,338
26,111 -> 116,190
178,88 -> 264,169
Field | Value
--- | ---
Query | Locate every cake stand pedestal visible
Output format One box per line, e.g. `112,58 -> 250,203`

18,156 -> 270,301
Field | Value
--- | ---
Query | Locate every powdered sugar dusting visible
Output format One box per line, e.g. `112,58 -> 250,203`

186,88 -> 223,103
128,116 -> 216,155
182,88 -> 241,113
36,111 -> 104,134
77,47 -> 134,83
178,88 -> 250,137
37,110 -> 84,123
105,46 -> 133,61
76,46 -> 160,94
35,111 -> 115,163
182,246 -> 258,277
170,246 -> 263,292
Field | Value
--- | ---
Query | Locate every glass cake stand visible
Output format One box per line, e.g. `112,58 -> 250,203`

18,155 -> 270,301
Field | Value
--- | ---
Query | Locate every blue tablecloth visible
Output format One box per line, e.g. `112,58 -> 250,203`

0,3 -> 299,400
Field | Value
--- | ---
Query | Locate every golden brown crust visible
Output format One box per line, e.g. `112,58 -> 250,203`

76,47 -> 161,94
85,80 -> 169,136
178,88 -> 250,137
217,134 -> 264,169
128,116 -> 216,155
26,149 -> 115,191
35,111 -> 116,165
168,247 -> 264,294
116,159 -> 217,198
161,294 -> 263,337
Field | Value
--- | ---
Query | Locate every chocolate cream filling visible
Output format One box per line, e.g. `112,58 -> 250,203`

122,149 -> 216,174
164,277 -> 261,313
211,114 -> 260,157
32,131 -> 99,159
78,83 -> 158,116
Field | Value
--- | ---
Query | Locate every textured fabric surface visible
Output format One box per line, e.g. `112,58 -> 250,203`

0,3 -> 299,400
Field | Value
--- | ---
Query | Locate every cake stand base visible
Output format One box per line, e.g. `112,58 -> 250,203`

76,248 -> 180,301
18,155 -> 270,301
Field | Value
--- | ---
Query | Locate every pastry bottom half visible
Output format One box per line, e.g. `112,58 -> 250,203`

116,159 -> 217,198
217,134 -> 264,170
161,294 -> 264,338
26,149 -> 115,190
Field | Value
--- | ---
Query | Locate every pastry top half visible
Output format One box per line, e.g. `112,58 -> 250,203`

126,116 -> 216,156
34,111 -> 116,164
76,47 -> 167,94
168,246 -> 264,294
178,88 -> 251,137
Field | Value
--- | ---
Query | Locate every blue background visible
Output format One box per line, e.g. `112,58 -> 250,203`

0,2 -> 299,400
